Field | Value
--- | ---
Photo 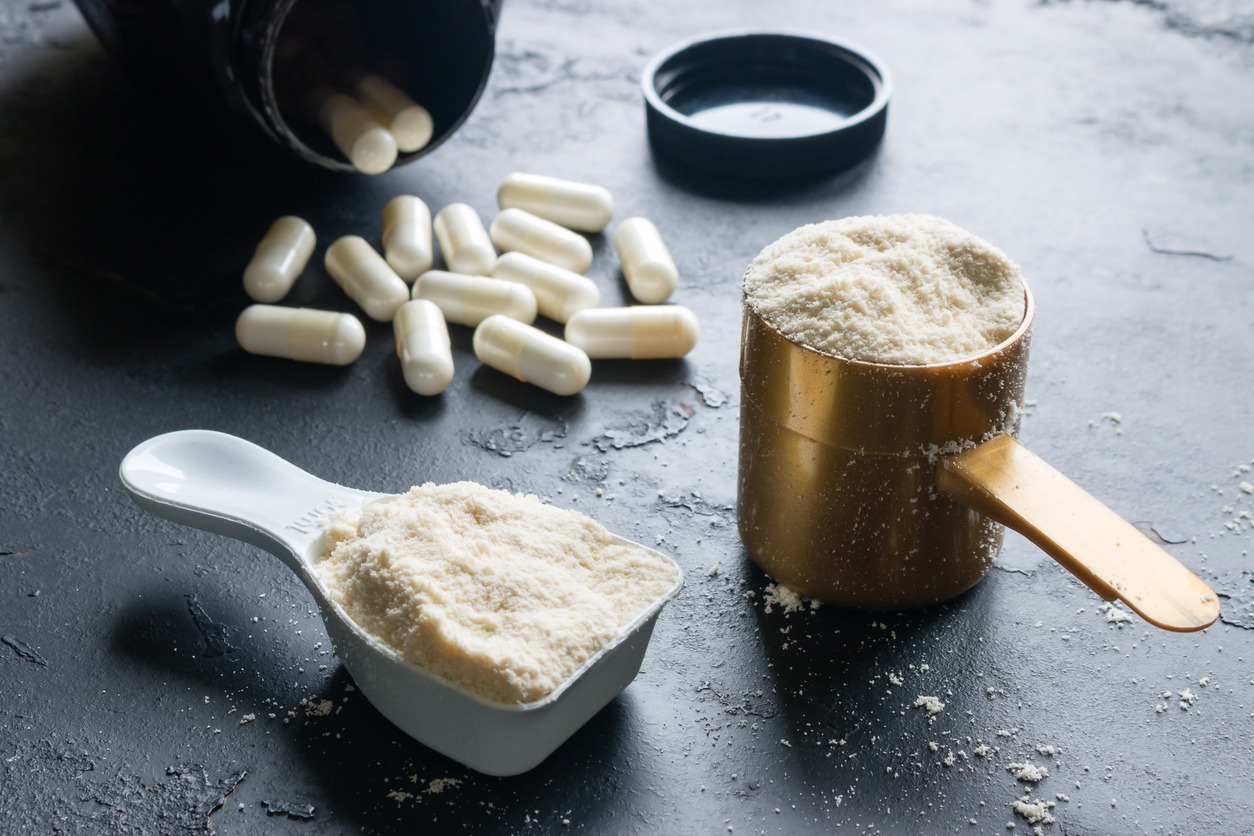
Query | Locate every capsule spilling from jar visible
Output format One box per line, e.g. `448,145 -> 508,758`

317,92 -> 398,175
354,74 -> 434,153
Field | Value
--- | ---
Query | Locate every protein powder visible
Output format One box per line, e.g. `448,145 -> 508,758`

316,482 -> 679,704
742,214 -> 1026,365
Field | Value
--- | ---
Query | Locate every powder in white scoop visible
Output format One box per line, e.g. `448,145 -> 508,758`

742,214 -> 1026,365
316,482 -> 678,704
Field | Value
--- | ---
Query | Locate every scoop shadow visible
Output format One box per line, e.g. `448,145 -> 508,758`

108,585 -> 310,709
741,549 -> 995,779
292,685 -> 649,834
108,584 -> 654,834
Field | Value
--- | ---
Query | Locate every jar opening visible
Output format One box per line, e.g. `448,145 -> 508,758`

262,0 -> 494,171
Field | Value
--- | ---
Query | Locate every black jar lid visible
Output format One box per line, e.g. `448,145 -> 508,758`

642,30 -> 892,180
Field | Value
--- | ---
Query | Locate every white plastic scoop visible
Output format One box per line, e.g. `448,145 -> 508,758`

119,430 -> 684,776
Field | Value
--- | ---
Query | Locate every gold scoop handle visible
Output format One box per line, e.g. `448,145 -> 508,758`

938,434 -> 1219,632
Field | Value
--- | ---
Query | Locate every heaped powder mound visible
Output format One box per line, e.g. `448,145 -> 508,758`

316,482 -> 678,704
742,214 -> 1026,365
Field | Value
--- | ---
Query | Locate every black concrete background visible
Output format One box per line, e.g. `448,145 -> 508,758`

1,0 -> 1252,833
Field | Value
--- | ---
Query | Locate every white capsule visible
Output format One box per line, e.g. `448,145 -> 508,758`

497,172 -> 615,233
324,236 -> 410,322
489,208 -> 593,275
433,203 -> 496,276
565,306 -> 700,359
614,217 -> 678,304
413,270 -> 536,327
318,93 -> 398,174
382,196 -> 433,282
243,216 -> 316,303
236,305 -> 365,366
354,74 -> 434,153
492,252 -> 600,324
393,299 -> 453,395
474,315 -> 591,396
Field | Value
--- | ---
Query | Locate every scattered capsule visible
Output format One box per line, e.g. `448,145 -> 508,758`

497,172 -> 615,233
318,92 -> 397,174
324,236 -> 410,321
393,299 -> 454,395
565,306 -> 699,359
614,217 -> 678,304
243,216 -> 316,303
382,196 -> 433,282
354,74 -> 434,152
492,252 -> 600,324
474,315 -> 591,396
236,305 -> 365,365
489,208 -> 592,275
413,270 -> 536,327
433,203 -> 496,276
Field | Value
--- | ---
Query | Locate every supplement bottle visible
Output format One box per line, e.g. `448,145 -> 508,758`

71,0 -> 500,172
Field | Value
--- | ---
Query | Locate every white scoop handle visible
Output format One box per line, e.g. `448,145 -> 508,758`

119,430 -> 383,575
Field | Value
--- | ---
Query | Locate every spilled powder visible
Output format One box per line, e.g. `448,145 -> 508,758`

762,583 -> 821,614
316,482 -> 678,703
742,214 -> 1026,365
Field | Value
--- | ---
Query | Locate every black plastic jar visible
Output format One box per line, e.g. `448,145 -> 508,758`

73,0 -> 500,172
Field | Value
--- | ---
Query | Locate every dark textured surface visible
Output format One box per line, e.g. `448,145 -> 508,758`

2,0 -> 1253,833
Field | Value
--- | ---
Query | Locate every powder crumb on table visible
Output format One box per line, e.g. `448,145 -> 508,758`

1012,796 -> 1055,825
425,778 -> 461,795
1007,761 -> 1049,783
914,695 -> 945,718
1099,603 -> 1133,625
316,482 -> 678,703
762,583 -> 820,614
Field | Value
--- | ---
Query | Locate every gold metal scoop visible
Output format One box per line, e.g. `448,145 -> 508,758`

738,284 -> 1219,632
938,435 -> 1218,631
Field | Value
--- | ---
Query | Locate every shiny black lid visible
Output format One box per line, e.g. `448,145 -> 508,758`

642,30 -> 892,179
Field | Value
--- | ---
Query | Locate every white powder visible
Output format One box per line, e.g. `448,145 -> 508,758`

1102,604 -> 1133,625
1008,761 -> 1049,782
763,583 -> 818,614
743,214 -> 1026,365
304,699 -> 333,717
425,778 -> 461,795
1012,797 -> 1055,825
914,695 -> 945,716
316,482 -> 678,704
